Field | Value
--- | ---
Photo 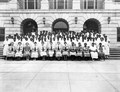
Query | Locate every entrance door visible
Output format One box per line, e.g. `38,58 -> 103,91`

21,19 -> 38,35
52,18 -> 69,33
83,18 -> 101,33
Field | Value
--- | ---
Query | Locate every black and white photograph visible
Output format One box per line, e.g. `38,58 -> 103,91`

0,0 -> 120,92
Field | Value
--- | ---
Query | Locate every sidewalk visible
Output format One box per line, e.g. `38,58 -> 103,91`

0,59 -> 120,92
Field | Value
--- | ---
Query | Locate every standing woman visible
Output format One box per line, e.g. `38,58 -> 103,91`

3,36 -> 9,60
104,35 -> 110,59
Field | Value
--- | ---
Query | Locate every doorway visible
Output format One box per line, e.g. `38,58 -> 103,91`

52,18 -> 69,33
21,18 -> 38,35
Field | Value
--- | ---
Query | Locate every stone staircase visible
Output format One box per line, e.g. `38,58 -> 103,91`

109,48 -> 120,60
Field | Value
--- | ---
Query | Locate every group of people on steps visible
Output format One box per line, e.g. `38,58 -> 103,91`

3,30 -> 110,61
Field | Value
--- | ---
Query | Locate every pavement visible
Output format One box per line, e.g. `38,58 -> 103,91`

0,59 -> 120,92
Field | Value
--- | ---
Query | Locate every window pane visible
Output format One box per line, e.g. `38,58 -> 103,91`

95,0 -> 97,9
36,0 -> 38,9
0,35 -> 4,41
117,27 -> 120,42
0,28 -> 5,41
54,0 -> 57,9
28,0 -> 34,9
88,0 -> 94,9
65,0 -> 67,9
25,0 -> 27,9
58,0 -> 64,9
84,0 -> 86,9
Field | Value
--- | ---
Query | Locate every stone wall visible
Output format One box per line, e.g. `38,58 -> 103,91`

0,10 -> 120,47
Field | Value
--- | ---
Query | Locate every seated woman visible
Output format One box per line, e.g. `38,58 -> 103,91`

23,42 -> 31,60
76,42 -> 83,60
89,43 -> 98,61
31,42 -> 39,60
15,42 -> 23,60
48,41 -> 54,60
69,42 -> 77,60
83,43 -> 90,60
98,43 -> 105,61
62,41 -> 69,60
40,41 -> 47,60
7,42 -> 15,60
55,41 -> 62,60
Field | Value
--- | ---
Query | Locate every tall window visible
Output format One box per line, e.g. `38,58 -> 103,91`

0,28 -> 5,41
24,0 -> 39,9
53,0 -> 68,9
88,0 -> 94,9
83,0 -> 97,9
117,27 -> 120,42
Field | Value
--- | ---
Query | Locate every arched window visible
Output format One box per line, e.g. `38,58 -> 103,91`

24,0 -> 40,9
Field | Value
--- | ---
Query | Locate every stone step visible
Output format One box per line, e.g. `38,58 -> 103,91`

110,54 -> 120,56
108,57 -> 120,60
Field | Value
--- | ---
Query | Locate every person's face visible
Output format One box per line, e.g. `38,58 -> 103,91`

18,43 -> 21,46
11,43 -> 14,46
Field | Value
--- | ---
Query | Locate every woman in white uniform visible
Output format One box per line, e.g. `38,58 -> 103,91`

62,40 -> 69,60
48,40 -> 54,60
7,42 -> 15,60
76,42 -> 83,60
15,42 -> 23,60
3,37 -> 9,60
83,43 -> 90,60
55,38 -> 62,60
69,41 -> 77,60
104,35 -> 110,58
31,42 -> 39,60
90,43 -> 98,60
40,41 -> 47,60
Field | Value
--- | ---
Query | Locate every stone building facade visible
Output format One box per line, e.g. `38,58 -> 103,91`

0,0 -> 120,47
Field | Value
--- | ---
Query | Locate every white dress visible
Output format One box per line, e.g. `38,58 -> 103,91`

104,42 -> 110,56
55,44 -> 62,57
15,46 -> 23,57
31,46 -> 39,58
40,45 -> 47,57
3,40 -> 9,56
7,46 -> 15,57
90,46 -> 98,59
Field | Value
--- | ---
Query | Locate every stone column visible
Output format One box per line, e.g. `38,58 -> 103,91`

9,0 -> 19,10
41,0 -> 49,9
72,0 -> 80,9
104,0 -> 115,9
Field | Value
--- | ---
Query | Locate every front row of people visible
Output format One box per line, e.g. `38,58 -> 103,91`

5,41 -> 106,61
